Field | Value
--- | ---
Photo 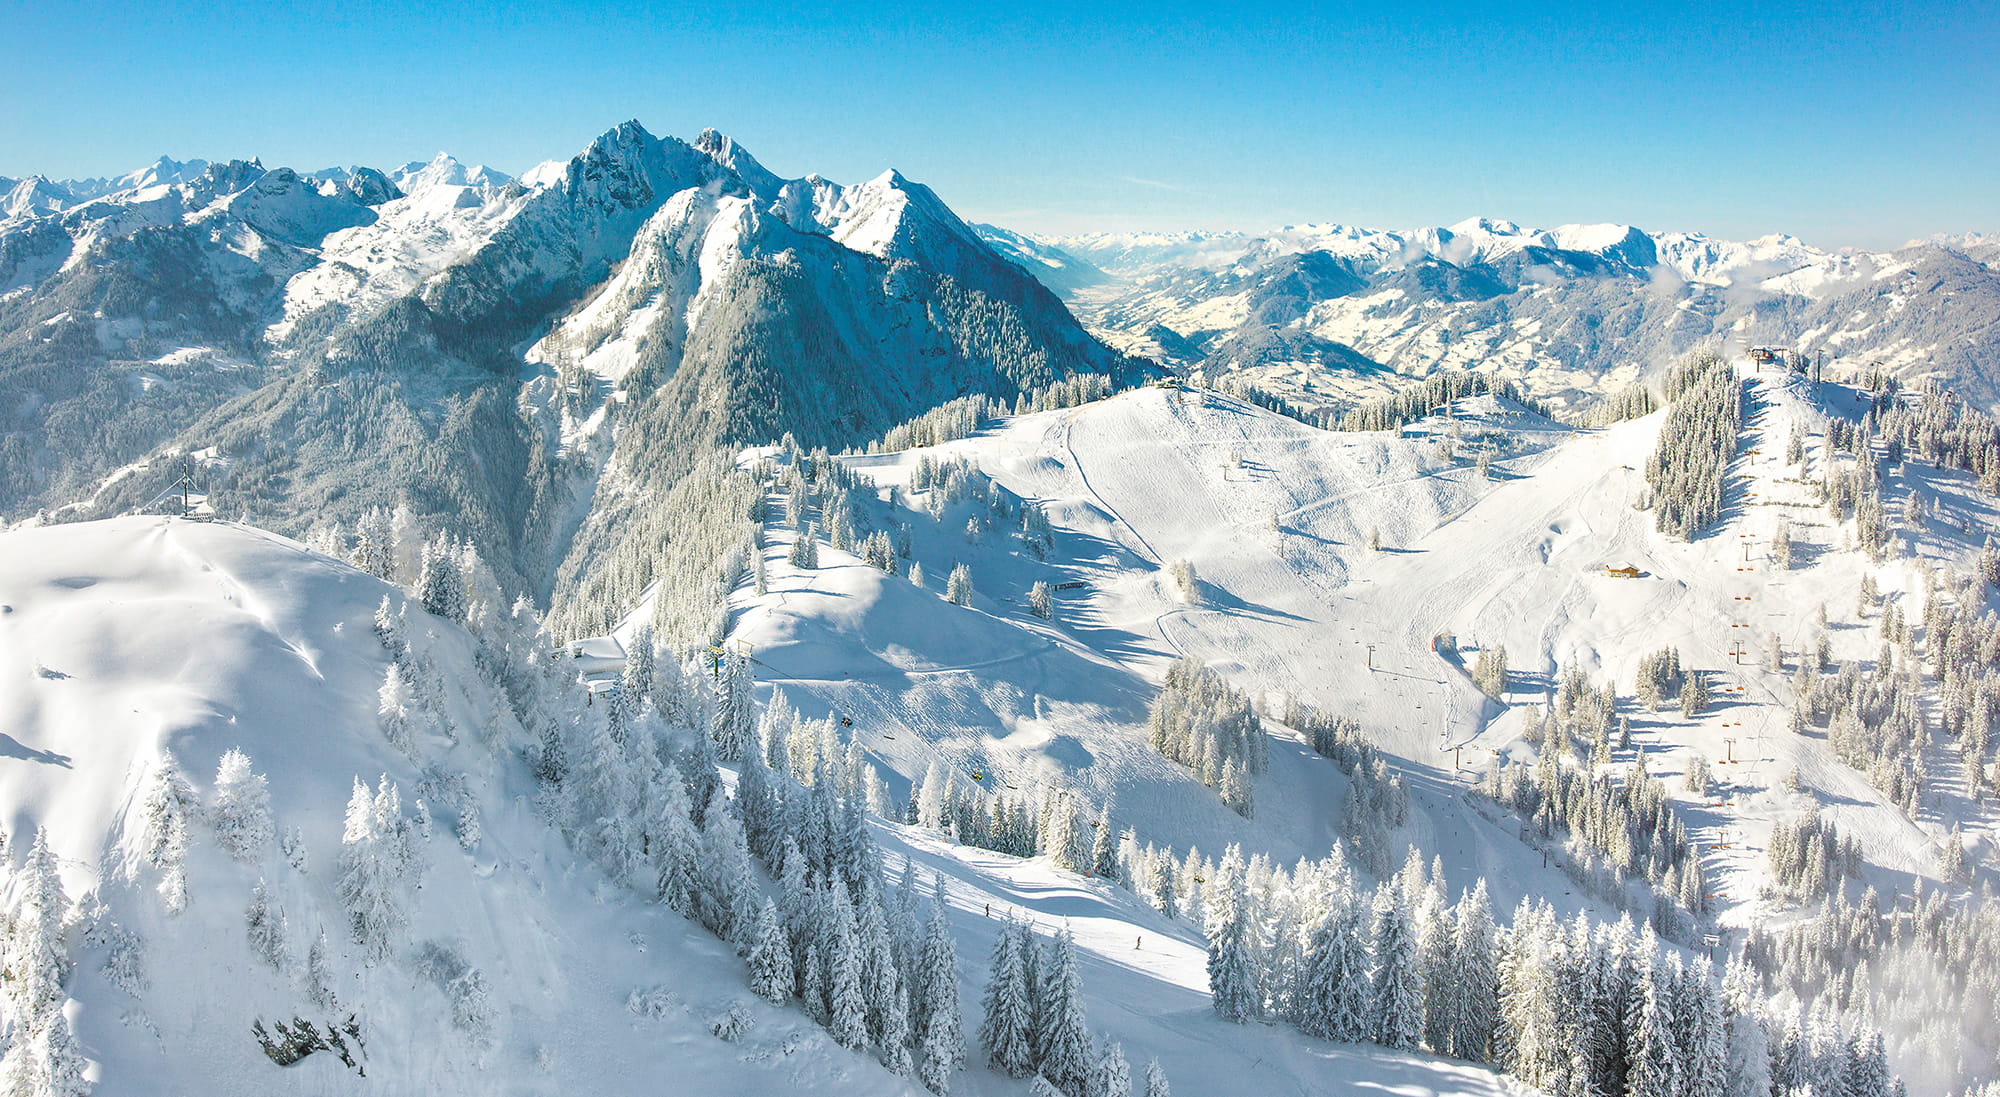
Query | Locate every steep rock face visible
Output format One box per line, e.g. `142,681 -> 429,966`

517,140 -> 1141,628
0,122 -> 1135,604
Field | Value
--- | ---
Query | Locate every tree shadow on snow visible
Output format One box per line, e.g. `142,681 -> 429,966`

1191,584 -> 1311,624
1055,606 -> 1175,666
0,733 -> 71,767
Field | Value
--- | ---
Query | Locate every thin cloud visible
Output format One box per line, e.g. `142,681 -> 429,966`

1120,175 -> 1178,190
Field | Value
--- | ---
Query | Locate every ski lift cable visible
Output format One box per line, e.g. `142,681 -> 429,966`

139,473 -> 203,515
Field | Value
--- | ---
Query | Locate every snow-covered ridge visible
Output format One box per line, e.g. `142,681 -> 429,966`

1046,218 -> 1882,290
0,121 -> 1033,351
0,517 -> 940,1096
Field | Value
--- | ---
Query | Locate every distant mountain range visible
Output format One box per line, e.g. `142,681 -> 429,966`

973,218 -> 2000,415
0,123 -> 1137,604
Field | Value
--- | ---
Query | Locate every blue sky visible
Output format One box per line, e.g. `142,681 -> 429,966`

3,0 -> 1994,249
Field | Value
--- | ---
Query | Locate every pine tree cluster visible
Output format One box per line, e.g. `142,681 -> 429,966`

1211,377 -> 1335,430
532,644 -> 961,1089
1576,384 -> 1662,427
978,920 -> 1124,1097
1868,380 -> 2000,495
1749,882 -> 1998,1094
1791,564 -> 2000,817
1480,742 -> 1706,939
1284,697 -> 1409,874
905,761 -> 1112,874
0,829 -> 92,1095
1764,810 -> 1861,902
1336,371 -> 1551,432
1634,647 -> 1685,712
1642,352 -> 1743,540
1175,840 -> 1867,1097
869,374 -> 1115,454
1472,645 -> 1509,699
1146,660 -> 1267,818
544,447 -> 763,644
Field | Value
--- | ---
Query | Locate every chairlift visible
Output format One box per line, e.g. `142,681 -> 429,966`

840,716 -> 854,727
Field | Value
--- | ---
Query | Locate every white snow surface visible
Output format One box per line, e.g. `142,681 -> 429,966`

9,364 -> 1990,1096
0,518 -> 925,1096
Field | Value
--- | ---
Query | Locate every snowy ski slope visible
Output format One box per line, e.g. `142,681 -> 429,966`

740,365 -> 1997,935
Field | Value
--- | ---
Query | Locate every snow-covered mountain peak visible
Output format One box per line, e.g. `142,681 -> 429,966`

821,167 -> 994,274
207,165 -> 380,247
329,165 -> 402,206
48,156 -> 215,204
692,127 -> 782,197
389,151 -> 510,195
553,120 -> 724,219
183,158 -> 270,205
1445,214 -> 1526,238
3,175 -> 73,219
1551,221 -> 1645,252
124,155 -> 212,193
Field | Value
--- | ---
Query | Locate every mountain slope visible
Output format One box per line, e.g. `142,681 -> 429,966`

0,516 -> 955,1097
0,516 -> 1534,1097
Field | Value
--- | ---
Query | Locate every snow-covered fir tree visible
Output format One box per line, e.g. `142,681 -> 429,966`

336,776 -> 421,965
1206,870 -> 1260,1023
748,899 -> 793,1005
1370,881 -> 1422,1050
1091,1040 -> 1131,1097
210,748 -> 274,863
980,919 -> 1036,1078
1035,927 -> 1092,1097
915,880 -> 964,1095
245,878 -> 288,971
141,756 -> 196,913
